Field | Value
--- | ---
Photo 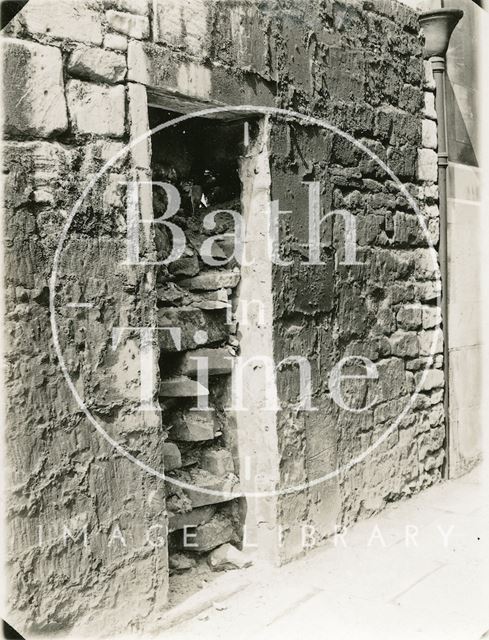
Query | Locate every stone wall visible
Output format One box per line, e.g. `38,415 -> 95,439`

2,0 -> 444,633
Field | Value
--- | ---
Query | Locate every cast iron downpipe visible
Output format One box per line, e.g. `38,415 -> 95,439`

419,8 -> 463,477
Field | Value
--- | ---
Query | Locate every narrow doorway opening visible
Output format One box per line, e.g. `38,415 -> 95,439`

149,106 -> 254,603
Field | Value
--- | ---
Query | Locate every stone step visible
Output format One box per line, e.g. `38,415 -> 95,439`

179,270 -> 240,291
175,348 -> 234,377
168,505 -> 216,533
168,410 -> 219,441
159,376 -> 209,398
185,469 -> 241,508
158,307 -> 228,351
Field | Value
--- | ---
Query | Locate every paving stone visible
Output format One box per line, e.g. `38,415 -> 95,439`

3,39 -> 68,138
106,9 -> 149,38
66,80 -> 125,137
201,449 -> 235,476
159,376 -> 209,398
68,46 -> 127,84
157,307 -> 228,351
208,543 -> 253,571
169,410 -> 219,442
176,348 -> 234,377
179,271 -> 241,291
168,506 -> 216,533
20,0 -> 103,44
163,442 -> 182,471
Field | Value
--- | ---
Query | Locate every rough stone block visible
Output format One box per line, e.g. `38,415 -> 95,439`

157,307 -> 228,351
68,46 -> 127,84
169,410 -> 219,441
388,331 -> 419,358
168,253 -> 200,277
106,9 -> 149,38
185,469 -> 240,507
103,0 -> 149,14
201,449 -> 235,476
422,119 -> 437,150
127,40 -> 150,84
159,376 -> 209,398
417,149 -> 438,182
127,82 -> 151,169
163,442 -> 182,471
66,80 -> 125,137
423,60 -> 436,90
422,306 -> 441,329
397,306 -> 422,330
418,329 -> 443,357
3,39 -> 68,138
179,271 -> 241,291
153,0 -> 209,57
104,33 -> 128,51
178,513 -> 235,552
168,505 -> 216,532
19,0 -> 103,44
415,369 -> 444,391
423,91 -> 437,120
176,348 -> 234,377
208,544 -> 252,571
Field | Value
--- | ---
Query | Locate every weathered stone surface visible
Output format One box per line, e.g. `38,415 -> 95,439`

422,119 -> 437,150
68,46 -> 127,84
179,271 -> 241,291
422,306 -> 441,329
397,306 -> 422,330
106,9 -> 149,38
104,33 -> 128,51
169,505 -> 216,533
176,348 -> 234,377
169,410 -> 218,441
19,0 -> 103,44
208,543 -> 253,571
185,470 -> 240,508
178,513 -> 235,552
201,449 -> 235,476
418,329 -> 443,356
169,553 -> 195,573
388,331 -> 419,358
157,307 -> 228,351
66,80 -> 125,137
423,91 -> 437,121
415,369 -> 444,391
163,442 -> 182,471
168,253 -> 200,277
3,39 -> 68,138
127,39 -> 150,84
103,0 -> 149,14
159,376 -> 209,398
127,82 -> 150,169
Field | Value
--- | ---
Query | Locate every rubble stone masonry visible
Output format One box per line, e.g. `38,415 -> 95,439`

2,0 -> 443,634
